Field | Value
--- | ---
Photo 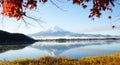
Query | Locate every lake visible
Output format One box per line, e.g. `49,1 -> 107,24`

0,40 -> 120,61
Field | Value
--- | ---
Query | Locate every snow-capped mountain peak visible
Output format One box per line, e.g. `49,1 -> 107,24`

29,26 -> 70,37
46,26 -> 67,32
53,26 -> 65,32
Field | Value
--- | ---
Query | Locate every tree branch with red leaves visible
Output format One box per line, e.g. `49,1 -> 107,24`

0,0 -> 115,20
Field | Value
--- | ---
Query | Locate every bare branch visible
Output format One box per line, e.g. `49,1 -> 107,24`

15,19 -> 23,31
21,17 -> 34,29
49,0 -> 66,11
24,15 -> 45,28
56,0 -> 68,3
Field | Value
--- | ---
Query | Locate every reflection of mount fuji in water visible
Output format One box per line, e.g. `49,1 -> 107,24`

29,40 -> 120,56
1,40 -> 120,60
29,26 -> 119,39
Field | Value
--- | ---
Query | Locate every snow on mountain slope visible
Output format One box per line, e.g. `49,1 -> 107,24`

29,26 -> 119,39
29,26 -> 71,37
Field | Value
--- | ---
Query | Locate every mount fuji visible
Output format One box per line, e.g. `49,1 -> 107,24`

29,26 -> 118,38
29,26 -> 73,37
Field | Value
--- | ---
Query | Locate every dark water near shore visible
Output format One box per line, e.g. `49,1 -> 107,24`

0,40 -> 120,61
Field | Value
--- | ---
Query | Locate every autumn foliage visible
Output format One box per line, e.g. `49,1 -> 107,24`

73,0 -> 114,19
0,0 -> 115,20
0,0 -> 37,20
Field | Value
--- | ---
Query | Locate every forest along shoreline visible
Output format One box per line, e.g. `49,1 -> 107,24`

36,37 -> 120,42
0,30 -> 35,45
1,30 -> 120,45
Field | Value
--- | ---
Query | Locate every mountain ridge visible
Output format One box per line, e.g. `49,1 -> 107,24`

29,26 -> 119,38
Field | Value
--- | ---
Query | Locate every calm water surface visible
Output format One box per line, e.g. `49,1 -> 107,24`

0,40 -> 120,61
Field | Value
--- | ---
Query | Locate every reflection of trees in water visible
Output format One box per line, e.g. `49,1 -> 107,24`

0,40 -> 120,56
0,39 -> 35,53
38,38 -> 120,43
0,44 -> 28,53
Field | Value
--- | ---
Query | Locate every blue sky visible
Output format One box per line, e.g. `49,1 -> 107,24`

0,1 -> 120,35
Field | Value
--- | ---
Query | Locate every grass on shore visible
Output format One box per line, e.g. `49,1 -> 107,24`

0,52 -> 120,65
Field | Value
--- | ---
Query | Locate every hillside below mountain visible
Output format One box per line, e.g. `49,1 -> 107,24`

0,30 -> 35,45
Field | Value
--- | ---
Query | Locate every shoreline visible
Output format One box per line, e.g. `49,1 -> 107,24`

36,37 -> 120,42
1,37 -> 120,45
